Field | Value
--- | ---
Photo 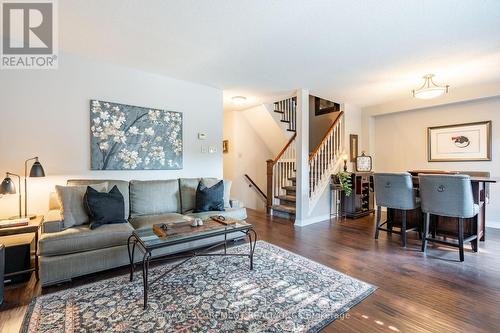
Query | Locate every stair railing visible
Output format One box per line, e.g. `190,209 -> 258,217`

273,96 -> 297,132
309,111 -> 344,208
244,174 -> 267,202
266,133 -> 296,213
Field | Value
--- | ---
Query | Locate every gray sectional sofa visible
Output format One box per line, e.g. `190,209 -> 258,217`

39,178 -> 246,287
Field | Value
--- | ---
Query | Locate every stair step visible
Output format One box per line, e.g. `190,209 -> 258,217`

272,204 -> 296,214
288,177 -> 296,181
276,195 -> 296,202
280,120 -> 290,123
274,110 -> 284,114
286,129 -> 296,132
282,185 -> 296,192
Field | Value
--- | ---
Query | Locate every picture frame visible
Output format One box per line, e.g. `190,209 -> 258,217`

349,134 -> 358,162
427,121 -> 491,162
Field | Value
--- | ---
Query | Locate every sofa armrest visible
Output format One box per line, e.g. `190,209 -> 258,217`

230,199 -> 243,208
42,210 -> 64,234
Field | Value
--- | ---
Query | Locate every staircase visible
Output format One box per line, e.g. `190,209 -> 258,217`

266,96 -> 344,220
273,97 -> 297,133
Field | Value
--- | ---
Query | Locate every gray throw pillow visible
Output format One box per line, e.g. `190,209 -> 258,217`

56,183 -> 108,228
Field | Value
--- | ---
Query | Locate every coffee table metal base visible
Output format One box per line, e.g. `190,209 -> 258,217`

127,228 -> 257,309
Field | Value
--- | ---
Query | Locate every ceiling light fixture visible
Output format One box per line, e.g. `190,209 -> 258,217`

412,74 -> 449,99
231,96 -> 247,105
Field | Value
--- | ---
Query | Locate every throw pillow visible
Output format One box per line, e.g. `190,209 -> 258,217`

194,180 -> 225,212
84,185 -> 126,230
201,178 -> 232,208
56,183 -> 108,228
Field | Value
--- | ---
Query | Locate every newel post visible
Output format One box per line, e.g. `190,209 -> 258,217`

266,159 -> 274,214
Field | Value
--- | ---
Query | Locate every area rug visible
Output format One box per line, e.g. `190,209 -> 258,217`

22,241 -> 376,332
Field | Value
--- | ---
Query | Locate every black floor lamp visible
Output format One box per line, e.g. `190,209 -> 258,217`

0,172 -> 22,219
24,157 -> 46,219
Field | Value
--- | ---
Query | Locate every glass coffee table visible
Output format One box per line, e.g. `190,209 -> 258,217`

127,218 -> 257,309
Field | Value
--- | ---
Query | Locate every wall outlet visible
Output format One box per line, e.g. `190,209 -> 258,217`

201,145 -> 208,153
209,145 -> 217,154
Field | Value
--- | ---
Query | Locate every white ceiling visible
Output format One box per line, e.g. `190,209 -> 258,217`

59,0 -> 500,111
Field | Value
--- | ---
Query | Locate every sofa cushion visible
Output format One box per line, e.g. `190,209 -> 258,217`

179,178 -> 201,213
38,223 -> 134,256
56,183 -> 108,228
130,180 -> 181,217
67,180 -> 130,219
129,213 -> 188,230
185,207 -> 247,221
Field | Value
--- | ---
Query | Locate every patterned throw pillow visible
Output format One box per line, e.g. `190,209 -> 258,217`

194,180 -> 225,212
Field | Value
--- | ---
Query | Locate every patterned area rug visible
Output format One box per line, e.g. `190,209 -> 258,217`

22,241 -> 376,332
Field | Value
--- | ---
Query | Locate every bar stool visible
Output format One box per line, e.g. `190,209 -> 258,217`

419,174 -> 479,262
374,173 -> 421,247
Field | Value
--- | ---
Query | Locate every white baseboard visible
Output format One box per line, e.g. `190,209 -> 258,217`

294,214 -> 331,227
487,220 -> 500,229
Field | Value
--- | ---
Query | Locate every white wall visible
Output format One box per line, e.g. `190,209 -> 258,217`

373,96 -> 500,228
0,54 -> 223,218
223,108 -> 274,211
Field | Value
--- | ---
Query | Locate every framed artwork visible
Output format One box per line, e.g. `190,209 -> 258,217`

349,134 -> 358,162
427,121 -> 491,162
90,100 -> 183,170
223,140 -> 229,153
314,96 -> 341,116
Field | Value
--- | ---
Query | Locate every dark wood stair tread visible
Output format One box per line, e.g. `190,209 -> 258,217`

282,185 -> 296,191
276,195 -> 296,202
272,204 -> 296,214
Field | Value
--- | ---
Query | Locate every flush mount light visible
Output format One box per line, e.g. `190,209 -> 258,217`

412,74 -> 449,99
231,96 -> 247,105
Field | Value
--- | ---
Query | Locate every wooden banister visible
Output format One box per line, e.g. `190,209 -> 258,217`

309,111 -> 344,161
273,133 -> 297,165
244,174 -> 267,200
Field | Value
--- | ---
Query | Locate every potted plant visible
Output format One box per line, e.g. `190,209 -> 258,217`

336,171 -> 352,197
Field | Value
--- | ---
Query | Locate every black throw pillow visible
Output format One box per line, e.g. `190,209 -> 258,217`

194,180 -> 225,212
84,185 -> 126,229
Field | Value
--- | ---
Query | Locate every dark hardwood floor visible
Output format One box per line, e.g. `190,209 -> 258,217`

2,209 -> 500,332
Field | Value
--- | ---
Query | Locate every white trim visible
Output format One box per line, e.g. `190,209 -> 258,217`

294,214 -> 331,227
487,220 -> 500,229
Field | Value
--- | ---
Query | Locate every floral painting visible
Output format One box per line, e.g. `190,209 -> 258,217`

90,100 -> 183,170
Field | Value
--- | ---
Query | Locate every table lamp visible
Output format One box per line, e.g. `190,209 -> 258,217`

25,157 -> 46,219
0,172 -> 22,219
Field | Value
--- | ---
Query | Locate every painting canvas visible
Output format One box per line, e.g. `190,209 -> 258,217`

90,100 -> 183,170
427,121 -> 491,162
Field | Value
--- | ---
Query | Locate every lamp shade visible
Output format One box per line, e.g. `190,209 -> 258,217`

29,161 -> 45,177
0,177 -> 16,194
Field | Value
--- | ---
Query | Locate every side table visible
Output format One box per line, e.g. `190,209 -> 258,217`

0,215 -> 43,282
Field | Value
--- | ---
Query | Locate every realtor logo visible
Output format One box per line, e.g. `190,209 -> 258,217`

1,0 -> 58,69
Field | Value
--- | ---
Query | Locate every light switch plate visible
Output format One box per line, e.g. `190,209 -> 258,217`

201,145 -> 208,153
209,146 -> 217,154
198,133 -> 207,140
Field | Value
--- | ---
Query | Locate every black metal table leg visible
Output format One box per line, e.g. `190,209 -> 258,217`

142,251 -> 151,309
248,229 -> 257,270
127,235 -> 137,282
